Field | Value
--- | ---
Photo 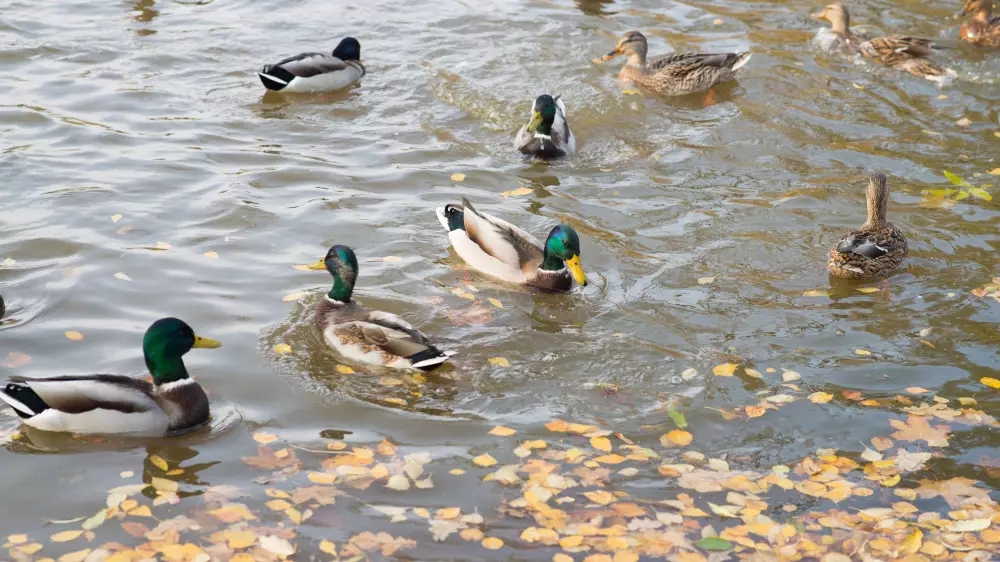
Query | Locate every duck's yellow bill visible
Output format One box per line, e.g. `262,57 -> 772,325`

565,255 -> 588,286
303,259 -> 327,271
193,335 -> 222,349
526,111 -> 544,133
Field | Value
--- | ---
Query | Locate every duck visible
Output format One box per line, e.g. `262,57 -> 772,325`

0,318 -> 220,436
812,4 -> 956,84
304,245 -> 455,371
0,294 -> 4,320
514,94 -> 576,158
436,198 -> 589,292
957,0 -> 1000,48
827,173 -> 908,280
599,31 -> 751,97
258,37 -> 365,93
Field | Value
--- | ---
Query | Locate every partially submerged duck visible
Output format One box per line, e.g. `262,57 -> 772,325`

514,94 -> 576,159
0,318 -> 220,436
305,245 -> 455,371
827,173 -> 908,280
812,4 -> 956,84
600,31 -> 751,97
436,198 -> 588,292
957,0 -> 1000,48
258,37 -> 365,93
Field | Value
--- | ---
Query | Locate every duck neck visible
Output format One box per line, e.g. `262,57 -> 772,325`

626,52 -> 647,70
862,197 -> 887,230
328,277 -> 353,302
540,252 -> 565,272
146,354 -> 189,385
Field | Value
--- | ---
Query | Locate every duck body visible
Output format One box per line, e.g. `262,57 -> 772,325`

812,4 -> 955,84
307,246 -> 454,371
0,318 -> 220,436
958,0 -> 1000,47
602,31 -> 751,96
514,94 -> 576,158
827,173 -> 908,280
436,198 -> 588,291
259,37 -> 365,93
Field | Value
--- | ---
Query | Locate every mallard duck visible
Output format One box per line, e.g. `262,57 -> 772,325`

304,245 -> 455,371
435,198 -> 588,291
258,37 -> 365,93
812,4 -> 956,84
0,318 -> 220,436
600,31 -> 751,97
514,94 -> 576,158
827,173 -> 908,280
0,295 -> 5,320
958,0 -> 1000,48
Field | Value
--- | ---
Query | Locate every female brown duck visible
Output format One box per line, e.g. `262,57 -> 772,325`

827,173 -> 907,280
600,31 -> 751,97
957,0 -> 1000,48
812,4 -> 956,84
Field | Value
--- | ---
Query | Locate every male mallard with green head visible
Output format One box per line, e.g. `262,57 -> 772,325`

812,4 -> 956,84
514,94 -> 576,158
827,173 -> 907,280
600,31 -> 751,97
436,198 -> 588,292
258,37 -> 365,93
305,245 -> 455,371
0,318 -> 220,436
957,0 -> 1000,48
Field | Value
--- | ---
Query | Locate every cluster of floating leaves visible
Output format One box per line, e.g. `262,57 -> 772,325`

9,370 -> 1000,562
971,278 -> 1000,304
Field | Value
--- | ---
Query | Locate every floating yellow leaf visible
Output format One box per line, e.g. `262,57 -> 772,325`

386,474 -> 410,491
281,291 -> 306,302
319,540 -> 336,556
713,363 -> 737,377
980,377 -> 1000,390
989,168 -> 1000,175
128,505 -> 152,517
622,89 -> 643,96
489,426 -> 516,437
153,241 -> 172,251
713,18 -> 724,24
150,476 -> 177,493
958,397 -> 977,406
64,331 -> 84,341
473,453 -> 497,467
149,455 -> 169,472
450,468 -> 465,475
111,214 -> 122,222
8,534 -> 28,545
584,490 -> 616,505
266,499 -> 292,511
856,287 -> 880,294
661,430 -> 693,447
697,276 -> 715,285
855,349 -> 872,356
488,357 -> 510,367
204,251 -> 219,259
17,543 -> 42,555
308,471 -> 336,484
501,187 -> 534,197
488,297 -> 503,309
450,173 -> 466,182
336,365 -> 355,374
253,432 -> 279,445
802,289 -> 828,297
259,535 -> 295,557
227,530 -> 257,549
905,387 -> 929,394
274,343 -> 292,355
591,436 -> 612,452
745,405 -> 767,418
382,256 -> 402,263
436,507 -> 461,520
594,454 -> 626,464
50,530 -> 83,543
59,549 -> 92,562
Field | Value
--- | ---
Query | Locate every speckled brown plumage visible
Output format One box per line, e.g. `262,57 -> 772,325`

827,173 -> 907,280
958,0 -> 1000,47
601,31 -> 751,97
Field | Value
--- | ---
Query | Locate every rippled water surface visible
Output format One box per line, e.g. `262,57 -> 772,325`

1,0 -> 999,556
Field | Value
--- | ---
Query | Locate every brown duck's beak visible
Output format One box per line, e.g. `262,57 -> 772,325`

601,47 -> 623,61
810,9 -> 827,19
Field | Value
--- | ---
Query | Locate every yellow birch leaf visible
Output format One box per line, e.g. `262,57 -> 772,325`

856,287 -> 880,293
661,430 -> 693,447
274,343 -> 292,355
501,187 -> 534,197
745,405 -> 767,418
253,432 -> 278,444
266,499 -> 292,511
17,543 -> 42,555
591,436 -> 613,452
281,291 -> 306,302
902,529 -> 923,554
204,251 -> 219,259
149,455 -> 169,471
488,297 -> 503,309
481,537 -> 504,550
488,357 -> 510,367
713,363 -> 737,376
150,477 -> 177,493
64,331 -> 84,341
809,392 -> 834,404
111,214 -> 122,222
308,471 -> 336,484
584,490 -> 616,505
802,289 -> 828,297
450,469 -> 465,475
489,426 -> 517,436
450,173 -> 466,182
473,454 -> 497,467
227,530 -> 256,549
336,365 -> 355,374
8,534 -> 28,545
59,549 -> 92,562
319,540 -> 336,556
128,505 -> 152,517
855,349 -> 872,356
50,530 -> 84,543
980,377 -> 1000,390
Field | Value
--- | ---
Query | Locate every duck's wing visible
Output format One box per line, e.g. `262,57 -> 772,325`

550,96 -> 576,155
828,225 -> 907,278
648,52 -> 752,74
327,312 -> 455,371
265,52 -> 350,77
462,198 -> 544,269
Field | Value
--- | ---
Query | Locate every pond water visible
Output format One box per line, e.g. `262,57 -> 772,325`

1,0 -> 999,559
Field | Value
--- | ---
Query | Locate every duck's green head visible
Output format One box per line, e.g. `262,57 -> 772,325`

333,37 -> 361,61
527,94 -> 558,136
143,318 -> 221,384
541,225 -> 588,286
306,245 -> 359,302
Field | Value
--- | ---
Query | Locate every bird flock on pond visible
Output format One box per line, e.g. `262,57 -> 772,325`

1,2 -> 997,437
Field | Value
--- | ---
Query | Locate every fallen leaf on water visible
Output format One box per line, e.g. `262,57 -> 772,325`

489,426 -> 516,437
713,363 -> 737,377
501,187 -> 533,197
697,537 -> 733,551
697,276 -> 715,285
473,454 -> 497,467
989,168 -> 1000,175
803,289 -> 828,297
386,474 -> 410,491
253,433 -> 278,445
450,173 -> 465,182
64,331 -> 84,341
1,351 -> 31,368
980,377 -> 1000,390
956,117 -> 972,127
382,256 -> 402,263
274,343 -> 292,355
743,368 -> 762,379
114,272 -> 132,281
481,537 -> 504,550
319,539 -> 336,556
116,226 -> 134,235
50,530 -> 84,543
745,405 -> 767,418
890,415 -> 951,447
591,436 -> 612,452
661,430 -> 693,447
227,530 -> 257,550
855,349 -> 872,356
153,241 -> 171,251
204,251 -> 219,259
856,287 -> 880,293
487,297 -> 503,309
668,405 -> 687,429
149,455 -> 169,471
622,89 -> 643,96
59,549 -> 92,562
111,214 -> 122,222
712,18 -> 724,24
259,535 -> 295,557
488,357 -> 510,367
281,291 -> 306,302
905,387 -> 929,394
681,368 -> 698,380
336,365 -> 355,374
782,370 -> 801,382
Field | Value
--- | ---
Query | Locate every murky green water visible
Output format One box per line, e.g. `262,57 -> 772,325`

1,0 -> 999,557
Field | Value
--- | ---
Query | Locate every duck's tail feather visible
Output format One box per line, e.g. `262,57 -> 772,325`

0,382 -> 46,418
408,348 -> 456,371
731,52 -> 752,71
436,204 -> 465,232
258,65 -> 293,91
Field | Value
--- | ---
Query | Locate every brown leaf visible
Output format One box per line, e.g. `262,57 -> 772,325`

242,445 -> 300,470
889,415 -> 951,447
915,477 -> 991,508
